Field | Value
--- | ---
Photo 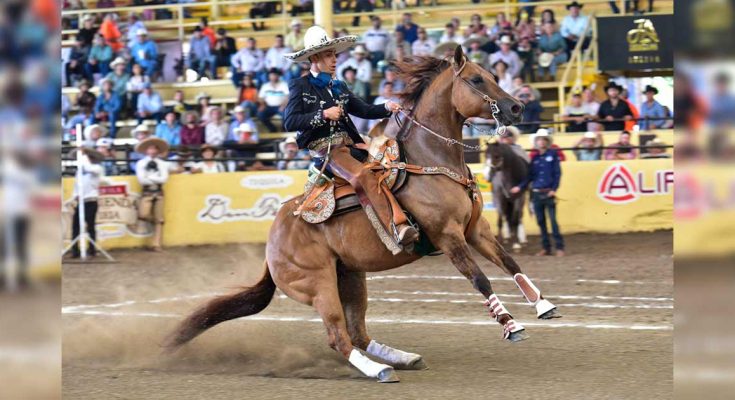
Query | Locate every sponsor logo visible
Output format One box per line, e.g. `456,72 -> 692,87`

627,18 -> 660,52
240,174 -> 294,190
598,164 -> 673,204
197,194 -> 288,223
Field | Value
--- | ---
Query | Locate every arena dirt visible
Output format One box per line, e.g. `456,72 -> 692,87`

62,231 -> 673,399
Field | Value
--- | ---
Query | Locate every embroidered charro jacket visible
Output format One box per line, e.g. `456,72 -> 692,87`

283,74 -> 391,150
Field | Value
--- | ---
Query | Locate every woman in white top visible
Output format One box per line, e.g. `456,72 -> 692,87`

193,144 -> 226,173
70,147 -> 105,258
491,60 -> 514,93
125,63 -> 150,111
204,106 -> 228,146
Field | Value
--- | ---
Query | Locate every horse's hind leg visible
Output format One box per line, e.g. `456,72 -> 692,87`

312,266 -> 400,382
337,265 -> 427,370
468,217 -> 562,320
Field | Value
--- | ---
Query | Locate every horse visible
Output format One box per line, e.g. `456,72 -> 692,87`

164,46 -> 561,383
485,141 -> 529,252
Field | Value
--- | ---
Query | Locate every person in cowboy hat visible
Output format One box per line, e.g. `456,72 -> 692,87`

130,28 -> 159,76
640,84 -> 668,130
193,144 -> 226,174
277,136 -> 310,170
511,129 -> 565,257
336,44 -> 372,92
282,25 -> 418,251
135,137 -> 170,251
75,79 -> 97,114
489,35 -> 522,78
129,124 -> 152,172
537,21 -> 568,81
560,1 -> 590,55
597,81 -> 633,131
573,130 -> 604,161
464,37 -> 491,68
69,146 -> 106,258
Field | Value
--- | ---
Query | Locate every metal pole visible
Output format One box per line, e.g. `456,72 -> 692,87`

314,0 -> 334,35
75,123 -> 88,260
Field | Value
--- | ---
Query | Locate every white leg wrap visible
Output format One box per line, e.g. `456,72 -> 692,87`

348,349 -> 392,378
484,294 -> 510,321
518,223 -> 527,244
514,273 -> 557,317
366,340 -> 421,367
501,221 -> 510,239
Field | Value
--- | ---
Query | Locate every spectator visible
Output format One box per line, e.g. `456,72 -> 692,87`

95,137 -> 120,176
489,13 -> 512,41
85,34 -> 113,81
131,28 -> 158,77
573,131 -> 603,161
512,130 -> 565,257
168,148 -> 197,175
440,22 -> 466,44
291,0 -> 314,16
199,17 -> 217,47
582,87 -> 600,115
620,88 -> 639,131
228,122 -> 261,171
104,58 -> 131,106
515,35 -> 535,82
336,45 -> 372,90
285,19 -> 305,51
97,0 -> 115,8
369,82 -> 398,130
385,30 -> 412,62
228,105 -> 259,143
70,147 -> 104,259
155,111 -> 182,146
597,81 -> 633,131
708,72 -> 735,127
126,63 -> 150,114
75,79 -> 96,114
83,124 -> 105,148
277,137 -> 310,170
257,68 -> 290,132
499,126 -> 530,162
560,1 -> 590,55
65,37 -> 87,87
125,13 -> 145,49
180,111 -> 204,146
265,34 -> 293,78
491,60 -> 514,93
351,0 -> 374,27
193,144 -> 226,173
205,106 -> 228,145
231,37 -> 266,87
396,13 -> 419,44
92,79 -> 121,138
77,14 -> 97,48
136,82 -> 163,124
465,37 -> 490,69
129,124 -> 152,172
196,92 -> 213,124
412,28 -> 436,57
98,13 -> 123,53
641,138 -> 671,159
214,28 -> 237,69
540,9 -> 556,25
515,11 -> 536,42
379,67 -> 405,94
364,16 -> 390,66
464,14 -> 488,38
489,35 -> 523,78
134,137 -> 170,252
188,26 -> 217,80
343,66 -> 368,99
249,2 -> 275,31
537,22 -> 567,81
169,90 -> 189,115
639,85 -> 668,130
238,73 -> 259,117
517,84 -> 543,133
604,130 -> 637,160
562,91 -> 589,132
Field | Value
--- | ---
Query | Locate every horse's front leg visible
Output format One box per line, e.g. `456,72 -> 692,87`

467,217 -> 562,320
435,227 -> 528,342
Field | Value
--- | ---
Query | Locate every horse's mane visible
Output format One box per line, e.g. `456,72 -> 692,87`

392,56 -> 452,107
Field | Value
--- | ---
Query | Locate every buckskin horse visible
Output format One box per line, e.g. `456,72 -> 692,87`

165,47 -> 561,383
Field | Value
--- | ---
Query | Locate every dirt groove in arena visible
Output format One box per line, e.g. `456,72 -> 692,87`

62,231 -> 672,399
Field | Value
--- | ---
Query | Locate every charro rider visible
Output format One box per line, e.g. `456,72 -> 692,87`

283,25 -> 418,252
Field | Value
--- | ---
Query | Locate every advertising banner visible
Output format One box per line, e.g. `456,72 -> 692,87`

597,14 -> 674,71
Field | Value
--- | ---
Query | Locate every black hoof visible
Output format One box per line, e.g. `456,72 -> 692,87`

539,308 -> 562,320
377,367 -> 400,383
507,329 -> 529,343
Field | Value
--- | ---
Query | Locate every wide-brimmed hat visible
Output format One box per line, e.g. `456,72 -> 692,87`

604,81 -> 623,92
351,44 -> 368,55
643,84 -> 659,94
583,131 -> 597,139
110,57 -> 126,68
290,18 -> 303,27
532,128 -> 553,145
463,36 -> 490,48
341,65 -> 357,79
645,137 -> 666,148
279,136 -> 298,154
499,35 -> 514,45
195,92 -> 211,101
83,124 -> 105,140
70,146 -> 105,163
230,105 -> 246,114
234,122 -> 255,134
502,125 -> 521,141
566,1 -> 584,9
95,137 -> 113,148
284,25 -> 358,62
76,79 -> 91,88
538,52 -> 554,68
136,28 -> 148,36
434,41 -> 459,57
199,144 -> 217,156
135,137 -> 169,155
132,124 -> 150,135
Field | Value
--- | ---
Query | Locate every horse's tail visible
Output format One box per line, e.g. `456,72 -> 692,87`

163,261 -> 276,351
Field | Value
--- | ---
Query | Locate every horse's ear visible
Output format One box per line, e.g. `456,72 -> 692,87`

452,45 -> 465,71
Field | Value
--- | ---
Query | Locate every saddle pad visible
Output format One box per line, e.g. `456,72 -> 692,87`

300,180 -> 336,224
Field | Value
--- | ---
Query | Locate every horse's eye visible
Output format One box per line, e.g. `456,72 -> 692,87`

470,76 -> 484,85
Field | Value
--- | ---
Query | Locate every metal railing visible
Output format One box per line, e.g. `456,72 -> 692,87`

557,13 -> 597,132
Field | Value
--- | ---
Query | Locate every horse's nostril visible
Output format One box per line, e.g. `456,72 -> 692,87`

510,105 -> 522,115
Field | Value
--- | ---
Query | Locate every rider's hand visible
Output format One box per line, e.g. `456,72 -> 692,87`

323,106 -> 342,121
510,186 -> 521,194
384,100 -> 402,113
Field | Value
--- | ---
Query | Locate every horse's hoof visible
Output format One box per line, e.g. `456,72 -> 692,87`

405,357 -> 429,370
512,243 -> 522,253
506,329 -> 529,343
377,367 -> 400,383
538,308 -> 562,320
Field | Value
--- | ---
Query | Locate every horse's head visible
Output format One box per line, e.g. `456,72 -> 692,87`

450,46 -> 524,126
485,140 -> 509,169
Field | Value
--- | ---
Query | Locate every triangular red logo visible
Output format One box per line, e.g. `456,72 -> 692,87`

598,164 -> 638,203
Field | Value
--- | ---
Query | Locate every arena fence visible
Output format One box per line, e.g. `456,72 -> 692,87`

61,158 -> 672,250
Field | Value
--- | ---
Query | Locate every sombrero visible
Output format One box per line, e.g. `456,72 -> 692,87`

538,52 -> 554,68
284,26 -> 358,62
434,41 -> 459,57
463,36 -> 490,48
135,137 -> 169,155
70,147 -> 105,163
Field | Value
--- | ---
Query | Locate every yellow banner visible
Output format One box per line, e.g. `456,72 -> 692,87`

62,159 -> 672,250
